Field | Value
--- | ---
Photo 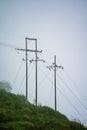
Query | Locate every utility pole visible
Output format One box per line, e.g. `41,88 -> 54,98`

29,40 -> 45,106
35,39 -> 38,106
26,38 -> 28,100
47,55 -> 63,111
15,37 -> 42,101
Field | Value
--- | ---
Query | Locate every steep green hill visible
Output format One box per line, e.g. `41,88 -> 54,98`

0,89 -> 86,130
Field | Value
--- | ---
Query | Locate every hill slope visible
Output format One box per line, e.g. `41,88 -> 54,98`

0,89 -> 86,130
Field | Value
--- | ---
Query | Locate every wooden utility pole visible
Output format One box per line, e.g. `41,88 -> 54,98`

25,38 -> 28,100
29,40 -> 45,106
47,55 -> 63,111
35,39 -> 38,106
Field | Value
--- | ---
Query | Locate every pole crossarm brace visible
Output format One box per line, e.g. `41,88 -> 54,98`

47,63 -> 63,71
15,48 -> 42,53
26,37 -> 37,41
29,57 -> 45,63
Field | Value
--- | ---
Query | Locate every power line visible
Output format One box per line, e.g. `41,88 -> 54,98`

38,65 -> 53,85
57,73 -> 87,111
0,42 -> 19,49
56,86 -> 85,122
38,66 -> 51,87
18,73 -> 26,94
12,60 -> 23,87
17,63 -> 34,95
48,85 -> 53,107
63,69 -> 84,98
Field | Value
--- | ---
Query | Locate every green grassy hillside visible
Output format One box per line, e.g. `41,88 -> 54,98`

0,89 -> 86,130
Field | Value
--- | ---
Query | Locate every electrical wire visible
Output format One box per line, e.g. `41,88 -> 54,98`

56,86 -> 85,123
62,70 -> 87,108
38,66 -> 53,85
48,85 -> 53,106
12,60 -> 23,87
0,42 -> 19,49
57,73 -> 87,111
38,66 -> 52,87
42,55 -> 52,67
18,61 -> 34,95
18,73 -> 26,94
63,69 -> 83,97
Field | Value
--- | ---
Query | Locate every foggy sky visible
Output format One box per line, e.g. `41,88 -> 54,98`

0,0 -> 87,126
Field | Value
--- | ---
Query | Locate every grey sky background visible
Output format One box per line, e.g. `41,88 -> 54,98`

0,0 -> 87,126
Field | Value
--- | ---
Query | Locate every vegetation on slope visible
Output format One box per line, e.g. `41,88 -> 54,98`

0,82 -> 87,130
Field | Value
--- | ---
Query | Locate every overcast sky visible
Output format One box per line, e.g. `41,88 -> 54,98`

0,0 -> 87,126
